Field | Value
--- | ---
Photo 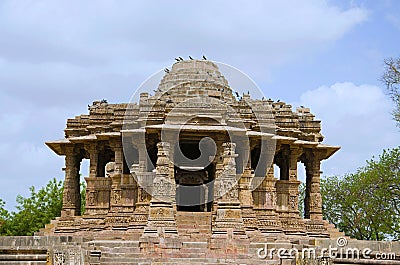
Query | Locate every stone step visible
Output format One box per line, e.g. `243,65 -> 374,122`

99,256 -> 263,264
0,254 -> 47,261
0,262 -> 46,265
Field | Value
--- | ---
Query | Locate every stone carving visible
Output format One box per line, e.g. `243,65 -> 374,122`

53,252 -> 65,265
88,191 -> 97,206
52,247 -> 82,265
112,190 -> 122,204
105,162 -> 115,177
153,177 -> 173,198
289,195 -> 298,210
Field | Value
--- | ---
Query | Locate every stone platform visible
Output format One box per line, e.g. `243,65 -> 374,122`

0,235 -> 399,264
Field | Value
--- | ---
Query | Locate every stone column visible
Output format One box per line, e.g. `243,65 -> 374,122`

253,164 -> 283,234
238,153 -> 258,232
113,141 -> 123,175
61,145 -> 81,218
110,141 -> 123,213
143,142 -> 178,237
86,143 -> 98,178
275,145 -> 305,234
212,142 -> 247,239
211,138 -> 225,214
287,146 -> 302,217
304,152 -> 323,221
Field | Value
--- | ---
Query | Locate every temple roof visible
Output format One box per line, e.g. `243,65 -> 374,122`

155,60 -> 235,104
46,59 -> 340,160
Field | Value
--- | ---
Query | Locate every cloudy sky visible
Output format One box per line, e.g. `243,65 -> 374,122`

1,0 -> 399,210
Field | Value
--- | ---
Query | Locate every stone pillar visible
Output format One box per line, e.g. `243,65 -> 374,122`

113,141 -> 123,175
109,141 -> 123,214
212,142 -> 247,239
287,146 -> 302,217
61,145 -> 81,218
143,142 -> 178,237
130,134 -> 153,228
253,165 -> 282,234
85,142 -> 98,178
211,138 -> 225,215
304,152 -> 323,221
275,145 -> 305,234
302,150 -> 329,237
238,155 -> 258,232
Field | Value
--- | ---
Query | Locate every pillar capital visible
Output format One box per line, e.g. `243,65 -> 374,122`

109,139 -> 122,151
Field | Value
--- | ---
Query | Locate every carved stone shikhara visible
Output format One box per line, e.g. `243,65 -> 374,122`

45,59 -> 340,242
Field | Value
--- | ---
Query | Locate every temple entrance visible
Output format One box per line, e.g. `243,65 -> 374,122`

174,140 -> 215,212
175,167 -> 214,212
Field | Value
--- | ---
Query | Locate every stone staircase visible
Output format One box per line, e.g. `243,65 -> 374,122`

176,211 -> 212,240
1,234 -> 399,264
323,220 -> 348,239
86,239 -> 276,265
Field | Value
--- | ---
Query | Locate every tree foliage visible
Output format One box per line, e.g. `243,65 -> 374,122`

0,178 -> 63,236
382,57 -> 400,126
81,181 -> 86,215
298,182 -> 305,218
321,146 -> 400,240
0,199 -> 9,229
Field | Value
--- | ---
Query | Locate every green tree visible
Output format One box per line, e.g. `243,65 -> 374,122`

382,57 -> 400,126
0,199 -> 9,229
80,181 -> 86,215
298,182 -> 305,218
321,147 -> 400,240
0,178 -> 63,236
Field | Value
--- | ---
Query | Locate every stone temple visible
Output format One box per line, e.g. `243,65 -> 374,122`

4,59 -> 398,264
45,59 -> 339,240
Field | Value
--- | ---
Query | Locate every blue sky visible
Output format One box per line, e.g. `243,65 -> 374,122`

0,0 -> 399,210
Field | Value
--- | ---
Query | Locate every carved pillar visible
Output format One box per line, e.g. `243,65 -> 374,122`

302,150 -> 329,237
86,143 -> 98,178
212,142 -> 247,239
211,138 -> 225,215
61,145 -> 81,218
304,152 -> 323,221
143,142 -> 178,237
287,146 -> 302,217
275,145 -> 305,234
253,164 -> 282,234
131,132 -> 147,173
129,133 -> 152,229
109,141 -> 123,214
238,152 -> 258,232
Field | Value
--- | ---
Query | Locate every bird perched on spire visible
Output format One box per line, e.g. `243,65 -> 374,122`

189,56 -> 193,60
179,56 -> 184,61
235,91 -> 239,98
164,68 -> 170,73
175,58 -> 180,62
202,55 -> 207,60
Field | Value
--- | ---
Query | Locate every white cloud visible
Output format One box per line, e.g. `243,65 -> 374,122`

386,13 -> 400,31
297,82 -> 400,176
0,0 -> 368,67
0,0 -> 372,209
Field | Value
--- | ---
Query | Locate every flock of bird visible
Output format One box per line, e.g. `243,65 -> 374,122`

174,55 -> 207,62
161,56 -> 282,104
165,55 -> 207,73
